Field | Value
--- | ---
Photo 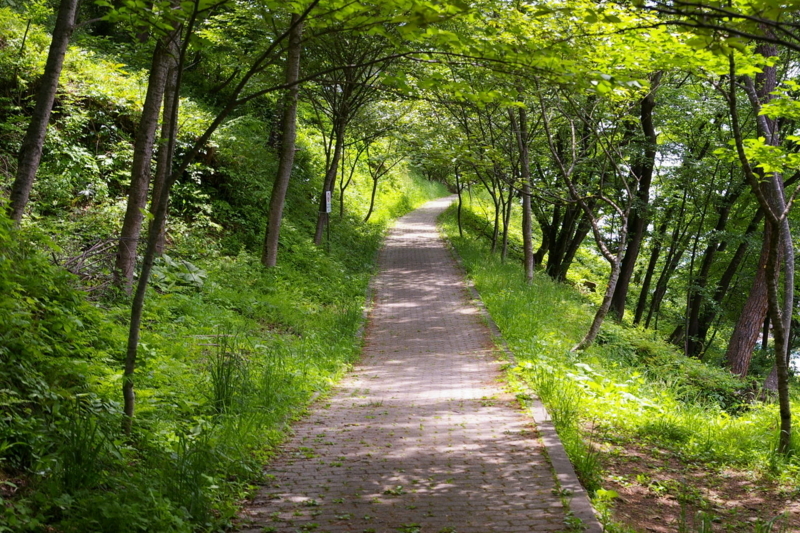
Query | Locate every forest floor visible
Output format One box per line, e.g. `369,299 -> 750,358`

595,430 -> 800,532
237,197 -> 593,532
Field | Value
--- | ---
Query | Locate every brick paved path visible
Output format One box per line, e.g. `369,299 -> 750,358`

239,197 -> 567,533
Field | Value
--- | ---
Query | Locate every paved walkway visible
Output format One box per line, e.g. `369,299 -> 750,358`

239,197 -> 568,533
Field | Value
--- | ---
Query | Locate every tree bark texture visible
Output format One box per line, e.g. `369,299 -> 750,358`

313,123 -> 344,245
114,39 -> 173,290
609,72 -> 661,321
150,33 -> 181,256
685,180 -> 743,357
262,15 -> 304,267
513,105 -> 534,282
9,0 -> 79,224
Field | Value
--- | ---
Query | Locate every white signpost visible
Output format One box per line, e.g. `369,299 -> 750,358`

325,190 -> 332,214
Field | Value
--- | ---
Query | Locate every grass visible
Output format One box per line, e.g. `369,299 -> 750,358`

440,198 -> 800,530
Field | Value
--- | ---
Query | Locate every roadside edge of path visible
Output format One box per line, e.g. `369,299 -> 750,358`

437,209 -> 604,533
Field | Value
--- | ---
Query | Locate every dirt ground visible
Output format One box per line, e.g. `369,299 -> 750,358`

595,433 -> 800,532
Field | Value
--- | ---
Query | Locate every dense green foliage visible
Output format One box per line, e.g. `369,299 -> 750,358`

4,0 -> 800,530
0,7 -> 448,531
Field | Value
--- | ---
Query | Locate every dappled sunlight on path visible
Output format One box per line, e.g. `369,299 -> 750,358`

239,196 -> 567,532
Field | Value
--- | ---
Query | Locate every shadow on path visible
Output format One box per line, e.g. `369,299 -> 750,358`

239,197 -> 568,533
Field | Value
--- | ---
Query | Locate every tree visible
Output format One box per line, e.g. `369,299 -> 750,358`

261,13 -> 304,268
305,31 -> 391,246
510,101 -> 535,282
609,71 -> 662,320
114,20 -> 182,290
123,1 -> 320,433
538,87 -> 637,351
725,48 -> 794,452
363,138 -> 403,222
8,0 -> 80,224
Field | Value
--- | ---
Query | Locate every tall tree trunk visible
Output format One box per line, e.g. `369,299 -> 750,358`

124,5 -> 196,434
729,44 -> 792,452
262,15 -> 303,267
685,180 -> 743,356
455,167 -> 464,238
114,38 -> 173,290
633,206 -> 674,325
500,185 -> 512,262
695,209 -> 763,353
610,72 -> 661,321
150,31 -> 181,256
120,2 -> 321,433
313,122 -> 344,245
363,176 -> 379,223
8,0 -> 79,224
512,105 -> 534,282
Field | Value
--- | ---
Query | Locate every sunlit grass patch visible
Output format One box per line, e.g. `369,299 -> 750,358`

440,200 -> 800,499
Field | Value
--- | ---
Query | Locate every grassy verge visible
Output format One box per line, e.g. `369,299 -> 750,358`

0,170 -> 446,533
440,199 -> 800,533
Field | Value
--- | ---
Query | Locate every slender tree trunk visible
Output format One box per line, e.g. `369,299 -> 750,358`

645,237 -> 687,329
728,44 -> 792,451
633,207 -> 673,325
314,122 -> 344,245
123,5 -> 196,434
610,72 -> 661,320
765,215 -> 793,452
455,167 -> 464,238
262,15 -> 303,267
489,185 -> 500,253
686,181 -> 743,356
150,32 -> 181,256
339,164 -> 346,218
8,0 -> 79,224
120,3 -> 320,433
512,105 -> 534,282
695,209 -> 763,350
500,186 -> 512,262
574,257 -> 623,351
114,39 -> 172,290
364,176 -> 379,223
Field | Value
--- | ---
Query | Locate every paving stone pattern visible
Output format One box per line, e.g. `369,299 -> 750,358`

239,197 -> 568,533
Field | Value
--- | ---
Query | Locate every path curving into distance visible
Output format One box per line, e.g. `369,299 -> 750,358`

239,196 -> 573,533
